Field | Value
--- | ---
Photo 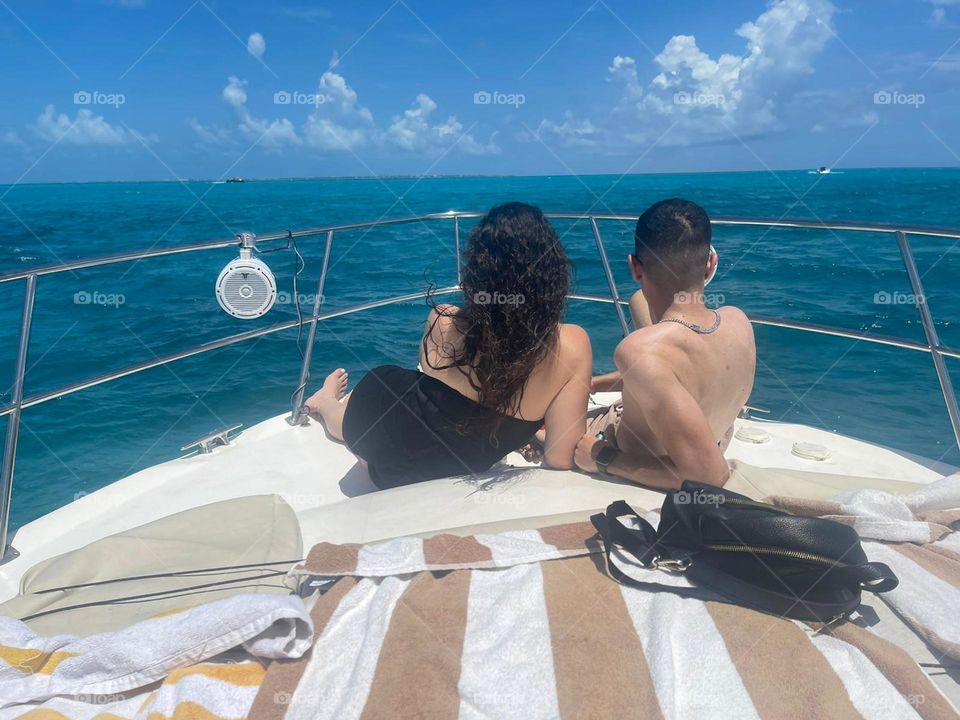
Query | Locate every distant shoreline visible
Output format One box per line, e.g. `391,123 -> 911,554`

1,166 -> 957,188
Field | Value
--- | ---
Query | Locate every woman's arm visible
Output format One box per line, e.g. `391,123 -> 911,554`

541,325 -> 593,469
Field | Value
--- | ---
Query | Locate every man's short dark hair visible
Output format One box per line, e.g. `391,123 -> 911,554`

634,198 -> 711,288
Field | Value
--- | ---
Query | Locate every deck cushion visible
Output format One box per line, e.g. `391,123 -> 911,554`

0,494 -> 302,636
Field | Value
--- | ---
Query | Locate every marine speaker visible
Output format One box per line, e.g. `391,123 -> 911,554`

216,233 -> 277,319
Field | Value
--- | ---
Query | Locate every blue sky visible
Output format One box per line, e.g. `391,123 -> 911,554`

0,0 -> 958,182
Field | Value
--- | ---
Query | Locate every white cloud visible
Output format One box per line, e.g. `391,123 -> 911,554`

317,71 -> 373,124
219,76 -> 301,148
194,72 -> 498,156
301,71 -> 375,150
32,105 -> 150,146
532,114 -> 598,148
929,0 -> 960,23
386,94 -> 498,155
187,118 -> 235,146
222,76 -> 248,108
1,130 -> 23,146
247,32 -> 266,60
536,0 -> 838,149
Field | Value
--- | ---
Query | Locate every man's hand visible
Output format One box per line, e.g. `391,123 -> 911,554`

575,434 -> 603,474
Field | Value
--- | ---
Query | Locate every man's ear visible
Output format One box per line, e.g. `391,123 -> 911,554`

628,254 -> 644,283
704,247 -> 718,284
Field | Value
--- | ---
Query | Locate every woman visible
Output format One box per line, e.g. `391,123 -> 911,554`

304,202 -> 592,488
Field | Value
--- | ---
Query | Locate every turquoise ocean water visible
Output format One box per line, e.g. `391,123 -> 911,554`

1,168 -> 959,532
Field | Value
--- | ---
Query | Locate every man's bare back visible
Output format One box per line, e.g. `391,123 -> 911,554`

615,291 -> 756,461
575,197 -> 757,488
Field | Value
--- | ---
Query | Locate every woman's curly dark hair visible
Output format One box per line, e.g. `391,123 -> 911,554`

423,202 -> 570,434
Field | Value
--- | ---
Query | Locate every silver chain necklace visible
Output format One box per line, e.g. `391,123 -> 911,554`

659,308 -> 722,334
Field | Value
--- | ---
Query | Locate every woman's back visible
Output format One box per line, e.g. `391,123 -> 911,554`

309,202 -> 592,488
420,306 -> 589,424
417,202 -> 592,470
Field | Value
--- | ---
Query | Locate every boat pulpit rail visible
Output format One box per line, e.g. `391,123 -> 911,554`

0,211 -> 958,563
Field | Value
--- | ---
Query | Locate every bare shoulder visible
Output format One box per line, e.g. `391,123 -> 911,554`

719,304 -> 751,326
427,303 -> 459,322
557,323 -> 592,364
719,305 -> 756,343
614,325 -> 678,379
424,303 -> 459,332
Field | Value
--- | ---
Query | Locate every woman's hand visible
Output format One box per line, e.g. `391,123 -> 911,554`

518,428 -> 545,463
518,442 -> 544,463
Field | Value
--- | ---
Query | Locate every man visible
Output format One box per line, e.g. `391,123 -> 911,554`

574,198 -> 755,488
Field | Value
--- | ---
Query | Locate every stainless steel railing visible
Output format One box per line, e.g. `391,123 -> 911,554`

0,211 -> 958,563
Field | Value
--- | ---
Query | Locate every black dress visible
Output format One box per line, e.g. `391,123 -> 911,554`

341,365 -> 543,489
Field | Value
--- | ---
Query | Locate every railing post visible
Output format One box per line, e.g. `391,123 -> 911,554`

0,274 -> 37,564
287,230 -> 335,426
895,231 -> 960,451
589,217 -> 630,337
454,215 -> 462,286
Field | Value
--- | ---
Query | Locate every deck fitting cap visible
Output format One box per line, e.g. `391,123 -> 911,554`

791,441 -> 831,461
735,426 -> 771,444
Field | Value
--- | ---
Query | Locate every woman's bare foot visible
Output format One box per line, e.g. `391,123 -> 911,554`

304,369 -> 350,442
305,368 -> 348,413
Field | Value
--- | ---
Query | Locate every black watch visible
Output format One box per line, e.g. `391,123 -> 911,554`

594,444 -> 619,476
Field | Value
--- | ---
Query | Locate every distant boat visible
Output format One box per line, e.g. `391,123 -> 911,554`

225,177 -> 245,183
816,166 -> 831,175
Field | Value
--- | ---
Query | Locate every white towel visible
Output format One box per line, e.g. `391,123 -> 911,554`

0,592 -> 312,711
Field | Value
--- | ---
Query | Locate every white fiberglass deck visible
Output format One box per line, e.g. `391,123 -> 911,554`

0,392 -> 950,603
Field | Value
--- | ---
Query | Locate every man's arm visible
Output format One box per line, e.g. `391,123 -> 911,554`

590,371 -> 622,393
577,355 -> 729,488
588,292 -> 652,393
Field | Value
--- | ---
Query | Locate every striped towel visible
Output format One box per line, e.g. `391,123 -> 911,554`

251,518 -> 959,720
768,473 -> 960,663
0,592 -> 312,719
767,472 -> 960,543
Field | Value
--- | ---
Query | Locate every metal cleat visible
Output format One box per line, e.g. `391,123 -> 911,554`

181,424 -> 243,455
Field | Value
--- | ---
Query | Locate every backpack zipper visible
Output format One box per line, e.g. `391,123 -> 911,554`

704,543 -> 846,567
707,496 -> 794,515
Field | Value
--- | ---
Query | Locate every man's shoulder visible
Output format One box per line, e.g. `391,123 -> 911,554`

718,305 -> 756,348
718,304 -> 751,325
617,320 -> 683,352
614,327 -> 677,378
